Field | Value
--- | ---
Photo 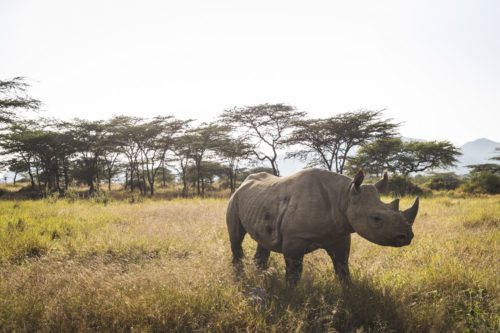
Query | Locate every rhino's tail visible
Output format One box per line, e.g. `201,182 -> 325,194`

226,195 -> 246,264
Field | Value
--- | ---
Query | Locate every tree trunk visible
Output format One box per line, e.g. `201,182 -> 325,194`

149,180 -> 154,196
182,172 -> 188,197
35,166 -> 41,189
136,167 -> 142,193
55,167 -> 60,192
124,169 -> 129,190
270,158 -> 279,176
28,166 -> 35,189
63,161 -> 69,190
55,166 -> 64,195
89,181 -> 95,194
130,166 -> 136,191
196,173 -> 201,196
13,172 -> 17,185
93,157 -> 100,192
142,171 -> 147,195
229,169 -> 235,193
201,176 -> 205,197
162,161 -> 166,187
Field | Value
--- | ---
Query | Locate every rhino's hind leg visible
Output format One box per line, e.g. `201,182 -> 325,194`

284,256 -> 304,287
254,244 -> 271,270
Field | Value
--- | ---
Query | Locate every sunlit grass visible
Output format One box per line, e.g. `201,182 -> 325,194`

0,195 -> 498,332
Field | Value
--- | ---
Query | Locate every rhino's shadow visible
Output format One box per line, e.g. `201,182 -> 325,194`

236,265 -> 411,332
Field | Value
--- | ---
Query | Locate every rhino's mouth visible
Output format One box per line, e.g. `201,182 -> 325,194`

391,232 -> 413,247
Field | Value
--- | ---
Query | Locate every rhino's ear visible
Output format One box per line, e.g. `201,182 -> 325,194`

353,170 -> 364,192
375,172 -> 388,193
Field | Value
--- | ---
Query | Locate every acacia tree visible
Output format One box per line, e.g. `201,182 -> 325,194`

491,148 -> 500,162
172,132 -> 194,197
189,123 -> 229,196
349,138 -> 461,176
100,125 -> 122,191
217,135 -> 252,193
109,116 -> 143,192
347,137 -> 403,176
287,110 -> 399,174
466,148 -> 500,175
0,121 -> 39,188
2,158 -> 29,185
0,77 -> 40,182
135,116 -> 186,196
31,131 -> 65,193
0,77 -> 40,125
465,164 -> 500,175
396,141 -> 461,175
70,119 -> 110,193
0,120 -> 78,194
221,103 -> 307,176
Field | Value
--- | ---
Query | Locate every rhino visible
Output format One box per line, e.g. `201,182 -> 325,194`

226,168 -> 419,285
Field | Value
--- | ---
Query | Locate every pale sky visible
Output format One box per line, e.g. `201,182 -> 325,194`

1,0 -> 499,146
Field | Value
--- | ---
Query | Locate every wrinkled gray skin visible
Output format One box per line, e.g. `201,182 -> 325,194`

226,168 -> 419,285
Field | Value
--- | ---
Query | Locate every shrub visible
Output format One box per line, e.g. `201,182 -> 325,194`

63,188 -> 80,202
461,172 -> 500,194
127,192 -> 144,204
90,190 -> 110,205
428,173 -> 462,191
387,175 -> 424,196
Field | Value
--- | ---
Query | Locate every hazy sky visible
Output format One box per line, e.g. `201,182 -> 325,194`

1,0 -> 499,145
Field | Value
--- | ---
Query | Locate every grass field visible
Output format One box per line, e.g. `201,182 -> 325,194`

0,194 -> 499,332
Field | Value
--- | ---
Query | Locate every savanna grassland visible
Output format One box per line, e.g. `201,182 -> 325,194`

0,194 -> 499,332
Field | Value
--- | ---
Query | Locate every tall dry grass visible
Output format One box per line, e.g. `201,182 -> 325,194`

0,195 -> 498,332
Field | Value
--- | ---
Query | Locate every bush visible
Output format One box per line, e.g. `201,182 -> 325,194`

428,173 -> 462,191
461,172 -> 500,194
387,175 -> 424,196
63,189 -> 80,202
90,190 -> 110,205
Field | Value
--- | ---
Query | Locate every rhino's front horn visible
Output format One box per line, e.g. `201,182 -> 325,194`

403,197 -> 419,224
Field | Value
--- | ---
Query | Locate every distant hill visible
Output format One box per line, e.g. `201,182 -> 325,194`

454,138 -> 500,174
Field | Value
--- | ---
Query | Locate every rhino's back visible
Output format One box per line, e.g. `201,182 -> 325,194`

231,169 -> 350,251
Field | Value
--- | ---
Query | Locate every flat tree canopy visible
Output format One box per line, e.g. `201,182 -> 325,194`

0,77 -> 40,124
287,110 -> 399,174
349,137 -> 462,176
221,103 -> 307,176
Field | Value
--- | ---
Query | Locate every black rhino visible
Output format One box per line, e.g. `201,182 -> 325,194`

226,168 -> 419,285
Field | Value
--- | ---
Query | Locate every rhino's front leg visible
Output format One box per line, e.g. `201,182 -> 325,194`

284,257 -> 303,286
283,238 -> 307,287
254,244 -> 271,270
326,235 -> 351,284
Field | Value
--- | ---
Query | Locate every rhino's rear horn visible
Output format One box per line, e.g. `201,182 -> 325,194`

403,197 -> 419,225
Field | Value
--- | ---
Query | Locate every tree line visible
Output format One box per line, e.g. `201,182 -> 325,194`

0,77 -> 462,197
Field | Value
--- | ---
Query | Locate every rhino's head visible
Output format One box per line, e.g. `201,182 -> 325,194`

345,170 -> 419,247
